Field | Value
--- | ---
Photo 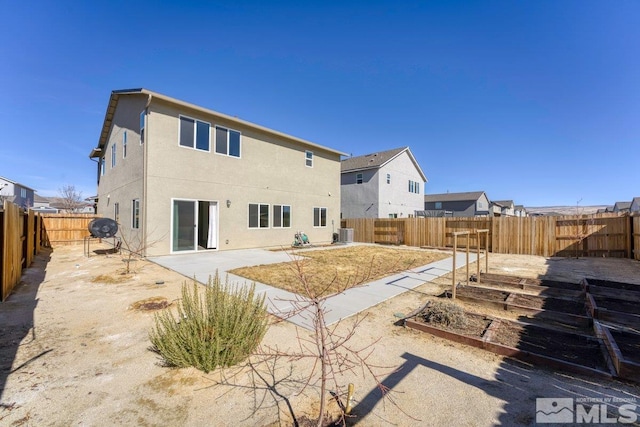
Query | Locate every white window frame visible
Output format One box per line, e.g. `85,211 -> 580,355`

435,202 -> 442,209
356,173 -> 363,184
179,115 -> 211,152
100,158 -> 105,176
248,203 -> 270,229
123,131 -> 127,158
305,150 -> 313,167
386,173 -> 391,184
132,199 -> 140,229
273,204 -> 291,228
215,125 -> 242,158
111,143 -> 116,168
313,207 -> 327,228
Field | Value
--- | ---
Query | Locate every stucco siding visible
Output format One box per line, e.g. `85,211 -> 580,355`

377,151 -> 424,218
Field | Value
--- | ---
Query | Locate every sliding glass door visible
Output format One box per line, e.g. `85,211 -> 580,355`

172,199 -> 218,252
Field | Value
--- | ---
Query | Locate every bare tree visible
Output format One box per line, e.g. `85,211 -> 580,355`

57,185 -> 84,212
213,254 -> 418,426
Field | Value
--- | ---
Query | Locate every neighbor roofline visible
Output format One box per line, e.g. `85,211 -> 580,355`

91,88 -> 348,158
341,147 -> 428,182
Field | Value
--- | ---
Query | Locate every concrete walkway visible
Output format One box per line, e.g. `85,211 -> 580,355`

149,245 -> 478,330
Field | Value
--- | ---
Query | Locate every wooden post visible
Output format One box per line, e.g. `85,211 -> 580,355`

475,229 -> 489,283
452,233 -> 457,299
465,234 -> 469,285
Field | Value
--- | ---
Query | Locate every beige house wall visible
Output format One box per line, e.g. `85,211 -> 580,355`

95,92 -> 342,257
95,95 -> 146,248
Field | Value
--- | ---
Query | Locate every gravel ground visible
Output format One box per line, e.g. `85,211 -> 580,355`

1,244 -> 640,426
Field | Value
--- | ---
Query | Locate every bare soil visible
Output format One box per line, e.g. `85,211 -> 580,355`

610,329 -> 640,364
1,245 -> 640,426
419,312 -> 493,337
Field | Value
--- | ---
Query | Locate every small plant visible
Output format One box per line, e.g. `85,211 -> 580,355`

150,274 -> 268,373
422,300 -> 468,328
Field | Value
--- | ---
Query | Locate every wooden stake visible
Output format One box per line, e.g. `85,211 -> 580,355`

452,233 -> 457,299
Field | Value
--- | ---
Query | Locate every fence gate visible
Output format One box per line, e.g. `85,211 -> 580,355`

374,220 -> 404,245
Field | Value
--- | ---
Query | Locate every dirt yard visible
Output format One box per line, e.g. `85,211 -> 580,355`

2,244 -> 640,426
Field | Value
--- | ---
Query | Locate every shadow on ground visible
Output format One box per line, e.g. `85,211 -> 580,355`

0,249 -> 51,402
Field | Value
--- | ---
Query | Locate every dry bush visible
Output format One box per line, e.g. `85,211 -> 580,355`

422,300 -> 468,328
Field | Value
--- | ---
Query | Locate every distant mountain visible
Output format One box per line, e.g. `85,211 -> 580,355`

525,205 -> 608,216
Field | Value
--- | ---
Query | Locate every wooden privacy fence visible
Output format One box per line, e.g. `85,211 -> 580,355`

1,201 -> 43,301
634,215 -> 640,261
341,215 -> 637,259
41,213 -> 98,247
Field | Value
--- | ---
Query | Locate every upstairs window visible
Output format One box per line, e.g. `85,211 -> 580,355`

386,173 -> 391,184
356,173 -> 363,184
215,126 -> 241,157
140,110 -> 145,144
180,116 -> 210,151
408,180 -> 420,194
20,188 -> 26,198
435,202 -> 442,209
123,131 -> 127,158
305,150 -> 313,167
111,143 -> 116,168
100,158 -> 105,176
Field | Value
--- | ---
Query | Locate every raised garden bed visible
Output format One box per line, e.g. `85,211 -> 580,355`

405,314 -> 612,379
595,322 -> 640,383
587,294 -> 640,329
470,272 -> 583,299
582,278 -> 640,292
449,286 -> 589,317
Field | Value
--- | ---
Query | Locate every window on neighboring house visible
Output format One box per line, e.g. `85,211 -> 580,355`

416,182 -> 420,194
408,180 -> 420,194
273,205 -> 291,228
356,173 -> 363,184
305,150 -> 313,167
100,158 -> 105,176
435,202 -> 442,209
180,116 -> 210,151
386,174 -> 391,184
215,126 -> 241,157
408,180 -> 413,193
114,202 -> 120,223
313,207 -> 327,227
389,213 -> 398,218
20,188 -> 26,198
111,143 -> 116,168
123,131 -> 127,158
140,110 -> 145,144
249,203 -> 269,228
132,199 -> 140,229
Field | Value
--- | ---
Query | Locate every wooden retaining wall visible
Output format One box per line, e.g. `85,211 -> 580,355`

341,214 -> 635,258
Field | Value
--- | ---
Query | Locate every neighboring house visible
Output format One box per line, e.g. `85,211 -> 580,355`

514,205 -> 527,217
89,88 -> 346,256
605,206 -> 615,213
340,147 -> 427,219
491,200 -> 515,217
422,191 -> 490,218
33,194 -> 52,209
0,176 -> 35,209
613,201 -> 631,214
630,197 -> 640,213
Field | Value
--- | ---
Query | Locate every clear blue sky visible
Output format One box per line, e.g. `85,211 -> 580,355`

1,1 -> 638,207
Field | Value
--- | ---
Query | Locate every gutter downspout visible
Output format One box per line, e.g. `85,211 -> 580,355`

142,93 -> 152,256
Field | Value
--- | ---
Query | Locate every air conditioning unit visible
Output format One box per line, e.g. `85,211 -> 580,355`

338,228 -> 353,243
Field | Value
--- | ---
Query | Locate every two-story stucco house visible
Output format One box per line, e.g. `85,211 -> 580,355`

340,147 -> 427,219
89,89 -> 346,256
0,176 -> 35,209
491,200 -> 516,217
422,191 -> 491,217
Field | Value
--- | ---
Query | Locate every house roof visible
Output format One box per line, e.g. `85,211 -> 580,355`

341,147 -> 428,182
0,176 -> 35,191
492,200 -> 514,208
614,201 -> 631,210
34,194 -> 50,203
424,191 -> 486,203
91,88 -> 348,158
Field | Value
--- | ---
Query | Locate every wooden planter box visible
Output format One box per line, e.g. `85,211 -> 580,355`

594,322 -> 640,383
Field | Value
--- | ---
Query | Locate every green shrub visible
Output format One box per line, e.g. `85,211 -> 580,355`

422,300 -> 468,329
150,274 -> 268,372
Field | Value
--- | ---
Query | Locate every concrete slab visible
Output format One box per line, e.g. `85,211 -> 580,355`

149,247 -> 482,331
